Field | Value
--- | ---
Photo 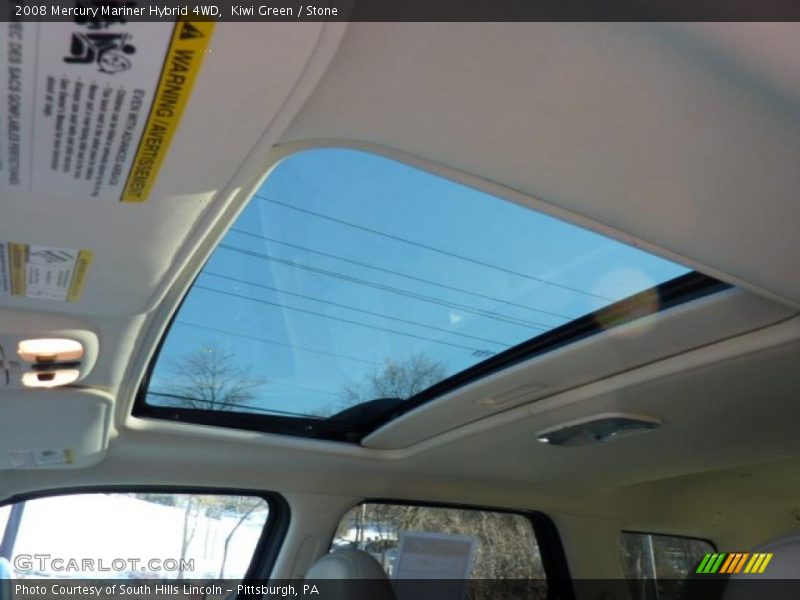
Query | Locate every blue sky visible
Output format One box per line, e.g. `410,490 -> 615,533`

148,148 -> 689,418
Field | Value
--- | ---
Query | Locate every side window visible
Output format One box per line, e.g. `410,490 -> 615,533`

0,492 -> 271,579
0,505 -> 9,539
619,532 -> 715,600
331,503 -> 547,595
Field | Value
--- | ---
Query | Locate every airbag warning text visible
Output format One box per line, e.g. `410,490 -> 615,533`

0,19 -> 212,203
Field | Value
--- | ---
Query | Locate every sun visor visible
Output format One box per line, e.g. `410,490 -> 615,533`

0,389 -> 112,470
0,22 -> 343,316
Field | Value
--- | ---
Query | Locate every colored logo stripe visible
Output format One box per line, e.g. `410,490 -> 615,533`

697,553 -> 773,574
719,553 -> 737,574
697,553 -> 725,574
720,553 -> 749,574
744,553 -> 773,574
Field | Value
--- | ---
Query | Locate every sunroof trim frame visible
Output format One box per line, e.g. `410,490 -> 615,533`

132,271 -> 729,443
128,143 -> 732,445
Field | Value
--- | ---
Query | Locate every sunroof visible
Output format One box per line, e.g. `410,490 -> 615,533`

138,148 -> 719,441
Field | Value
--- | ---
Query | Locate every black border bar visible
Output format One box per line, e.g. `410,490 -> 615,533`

5,0 -> 800,22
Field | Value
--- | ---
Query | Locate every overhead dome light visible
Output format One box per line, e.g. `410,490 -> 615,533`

18,338 -> 84,363
21,369 -> 80,388
536,413 -> 662,447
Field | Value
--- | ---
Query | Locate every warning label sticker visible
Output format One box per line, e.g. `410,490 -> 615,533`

0,241 -> 93,302
0,19 -> 213,203
10,448 -> 75,468
122,21 -> 214,202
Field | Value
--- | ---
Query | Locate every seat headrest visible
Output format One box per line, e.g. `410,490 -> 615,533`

721,529 -> 800,600
306,549 -> 389,579
732,529 -> 800,579
305,550 -> 395,600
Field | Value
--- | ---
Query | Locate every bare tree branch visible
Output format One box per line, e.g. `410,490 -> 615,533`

338,353 -> 447,409
165,346 -> 266,411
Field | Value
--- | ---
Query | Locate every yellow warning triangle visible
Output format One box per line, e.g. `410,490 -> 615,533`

180,22 -> 204,40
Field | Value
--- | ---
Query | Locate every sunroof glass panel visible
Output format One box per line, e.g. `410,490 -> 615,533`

145,148 -> 690,422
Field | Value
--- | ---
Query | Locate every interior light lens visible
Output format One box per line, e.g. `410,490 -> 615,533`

18,338 -> 83,363
536,413 -> 662,447
21,369 -> 80,388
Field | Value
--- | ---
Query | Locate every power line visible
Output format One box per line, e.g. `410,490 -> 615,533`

193,284 -> 491,354
200,271 -> 511,347
229,228 -> 577,321
174,320 -> 379,366
255,195 -> 612,301
220,244 -> 553,330
218,244 -> 549,330
147,390 -> 324,419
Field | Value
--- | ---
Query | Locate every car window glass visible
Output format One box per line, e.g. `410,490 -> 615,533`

1,492 -> 269,579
